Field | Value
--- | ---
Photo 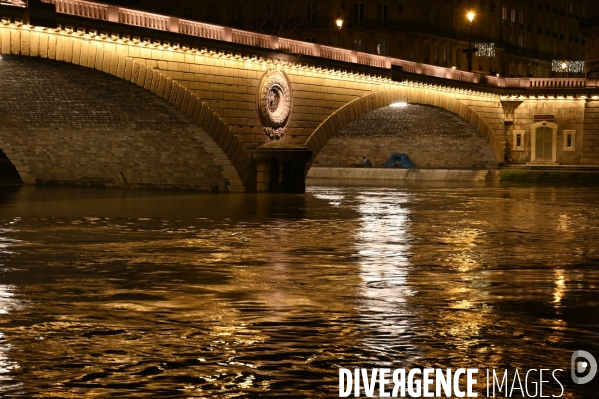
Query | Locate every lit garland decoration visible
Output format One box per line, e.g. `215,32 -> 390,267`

552,60 -> 585,73
475,43 -> 495,57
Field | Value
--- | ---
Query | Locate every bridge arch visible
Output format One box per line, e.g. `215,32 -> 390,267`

304,87 -> 504,169
0,23 -> 254,192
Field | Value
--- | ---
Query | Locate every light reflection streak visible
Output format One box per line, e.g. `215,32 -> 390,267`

553,269 -> 566,307
354,191 -> 414,356
0,230 -> 23,392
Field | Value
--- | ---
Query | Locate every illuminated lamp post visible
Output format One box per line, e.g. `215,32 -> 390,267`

462,11 -> 477,72
336,18 -> 343,47
561,61 -> 568,78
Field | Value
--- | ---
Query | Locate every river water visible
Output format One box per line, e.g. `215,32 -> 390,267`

0,184 -> 597,398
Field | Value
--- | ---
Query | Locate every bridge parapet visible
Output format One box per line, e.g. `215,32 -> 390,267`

24,0 -> 495,88
14,0 -> 591,94
1,0 -> 26,7
503,77 -> 588,89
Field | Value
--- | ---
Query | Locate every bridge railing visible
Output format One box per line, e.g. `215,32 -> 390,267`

278,38 -> 316,57
231,30 -> 272,48
320,46 -> 354,63
51,0 -> 109,21
118,7 -> 169,31
178,19 -> 224,40
496,77 -> 587,88
38,0 -> 592,90
587,79 -> 599,88
1,0 -> 26,7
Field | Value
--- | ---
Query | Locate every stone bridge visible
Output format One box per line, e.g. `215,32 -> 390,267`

1,0 -> 599,192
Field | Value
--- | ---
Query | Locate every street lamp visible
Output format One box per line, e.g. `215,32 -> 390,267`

336,18 -> 343,47
467,11 -> 475,72
561,61 -> 568,77
467,12 -> 475,23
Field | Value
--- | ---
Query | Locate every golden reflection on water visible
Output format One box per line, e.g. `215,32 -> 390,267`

0,186 -> 597,397
553,269 -> 566,307
354,190 -> 412,303
0,231 -> 21,390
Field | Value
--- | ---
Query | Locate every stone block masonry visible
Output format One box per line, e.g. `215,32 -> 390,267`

1,22 -> 502,156
3,21 -> 597,193
0,55 -> 228,191
583,101 -> 599,164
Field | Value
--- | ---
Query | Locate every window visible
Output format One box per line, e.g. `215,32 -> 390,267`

353,38 -> 364,51
502,6 -> 507,25
510,9 -> 516,28
306,2 -> 317,22
399,4 -> 403,13
518,11 -> 524,26
519,35 -> 523,47
182,6 -> 193,19
563,130 -> 576,151
513,130 -> 525,151
205,5 -> 215,22
377,40 -> 388,55
378,4 -> 389,28
354,3 -> 365,27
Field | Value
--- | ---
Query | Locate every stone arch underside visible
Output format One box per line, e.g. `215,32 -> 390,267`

313,104 -> 498,169
305,88 -> 505,170
1,55 -> 229,190
0,24 -> 254,192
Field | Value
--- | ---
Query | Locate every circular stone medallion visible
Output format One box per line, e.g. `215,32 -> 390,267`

257,68 -> 292,140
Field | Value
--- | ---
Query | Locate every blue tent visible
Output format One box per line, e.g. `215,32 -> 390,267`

384,153 -> 414,168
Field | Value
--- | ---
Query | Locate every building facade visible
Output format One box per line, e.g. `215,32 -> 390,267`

582,1 -> 599,76
102,0 -> 589,78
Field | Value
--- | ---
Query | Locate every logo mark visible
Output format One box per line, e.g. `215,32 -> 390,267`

571,350 -> 597,385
